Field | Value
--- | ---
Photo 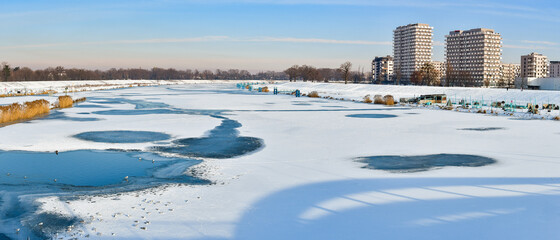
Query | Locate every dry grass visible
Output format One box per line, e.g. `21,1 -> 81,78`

0,99 -> 50,124
56,96 -> 74,108
373,95 -> 384,104
554,116 -> 560,121
383,95 -> 395,105
308,91 -> 320,98
73,97 -> 87,104
363,95 -> 373,103
261,87 -> 269,92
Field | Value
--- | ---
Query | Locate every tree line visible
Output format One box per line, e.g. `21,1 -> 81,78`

283,61 -> 369,84
0,62 -> 288,82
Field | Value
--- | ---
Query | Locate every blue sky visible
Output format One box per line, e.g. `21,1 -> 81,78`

1,0 -> 559,72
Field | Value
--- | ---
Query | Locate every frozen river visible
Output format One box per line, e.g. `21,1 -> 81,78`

0,83 -> 559,239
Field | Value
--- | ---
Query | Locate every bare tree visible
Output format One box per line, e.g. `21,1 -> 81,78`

339,61 -> 352,84
419,63 -> 440,86
410,71 -> 423,85
445,62 -> 454,87
284,65 -> 299,82
394,66 -> 402,85
1,62 -> 10,81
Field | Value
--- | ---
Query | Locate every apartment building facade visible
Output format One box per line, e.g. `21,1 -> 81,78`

445,28 -> 502,87
521,53 -> 549,78
393,23 -> 433,83
372,56 -> 394,83
499,63 -> 520,87
548,61 -> 559,78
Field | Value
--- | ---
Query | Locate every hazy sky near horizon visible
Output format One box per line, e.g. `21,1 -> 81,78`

1,0 -> 559,72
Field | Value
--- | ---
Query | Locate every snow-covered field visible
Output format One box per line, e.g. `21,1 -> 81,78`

267,82 -> 560,104
0,79 -> 272,99
0,83 -> 559,239
264,82 -> 560,120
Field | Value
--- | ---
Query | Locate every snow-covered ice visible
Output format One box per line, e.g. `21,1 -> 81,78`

0,82 -> 559,239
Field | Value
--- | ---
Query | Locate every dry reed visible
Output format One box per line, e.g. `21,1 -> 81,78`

308,91 -> 320,98
73,97 -> 87,104
363,95 -> 373,103
0,99 -> 50,124
56,96 -> 74,108
373,95 -> 384,104
383,95 -> 395,105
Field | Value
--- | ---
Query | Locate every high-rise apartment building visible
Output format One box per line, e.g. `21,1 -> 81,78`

550,61 -> 560,78
445,28 -> 502,87
372,56 -> 394,83
521,53 -> 549,78
393,23 -> 433,82
499,63 -> 520,87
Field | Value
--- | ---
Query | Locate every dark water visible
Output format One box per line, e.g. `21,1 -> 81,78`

322,105 -> 347,108
0,149 -> 208,239
459,127 -> 505,131
74,104 -> 110,108
0,150 -> 203,187
346,114 -> 398,119
89,98 -> 171,109
152,119 -> 264,159
34,111 -> 102,122
357,154 -> 496,172
74,131 -> 171,143
292,102 -> 312,106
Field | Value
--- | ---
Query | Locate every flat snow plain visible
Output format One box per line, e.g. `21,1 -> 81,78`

0,83 -> 559,239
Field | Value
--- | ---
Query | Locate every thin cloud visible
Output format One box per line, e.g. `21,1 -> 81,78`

0,36 -> 390,50
521,40 -> 558,46
503,44 -> 549,50
247,37 -> 390,45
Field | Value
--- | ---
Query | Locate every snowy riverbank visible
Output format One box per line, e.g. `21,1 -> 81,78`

264,82 -> 560,120
0,79 -> 276,97
267,82 -> 560,105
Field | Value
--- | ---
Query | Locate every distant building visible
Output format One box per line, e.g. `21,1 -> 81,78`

515,77 -> 560,90
372,56 -> 394,83
445,28 -> 502,87
431,61 -> 446,83
393,23 -> 433,83
499,63 -> 520,87
521,53 -> 549,78
549,61 -> 560,78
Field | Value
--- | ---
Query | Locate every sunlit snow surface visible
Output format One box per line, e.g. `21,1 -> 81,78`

0,83 -> 559,240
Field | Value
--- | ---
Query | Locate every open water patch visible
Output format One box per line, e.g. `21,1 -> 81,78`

0,150 -> 204,187
357,154 -> 496,172
322,105 -> 347,108
88,97 -> 171,109
74,130 -> 171,143
0,149 -> 208,239
346,114 -> 398,119
31,111 -> 102,122
93,108 -> 228,116
73,104 -> 110,109
459,127 -> 505,131
152,118 -> 264,159
292,102 -> 312,106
